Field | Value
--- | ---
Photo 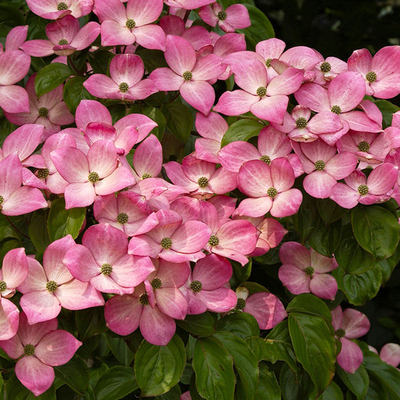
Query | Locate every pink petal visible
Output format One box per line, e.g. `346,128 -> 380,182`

278,264 -> 310,295
127,0 -> 163,25
71,21 -> 100,50
208,167 -> 237,194
165,35 -> 196,75
229,57 -> 267,94
88,140 -> 118,178
295,83 -> 330,112
279,242 -> 311,269
20,290 -> 61,324
63,244 -> 99,282
56,280 -> 104,309
134,24 -> 166,51
380,343 -> 400,367
109,54 -> 143,87
325,152 -> 357,180
271,157 -> 295,192
0,85 -> 29,113
83,74 -> 120,99
330,183 -> 359,209
94,0 -> 126,23
193,254 -> 232,290
2,248 -> 28,289
171,221 -> 211,253
197,288 -> 237,313
303,171 -> 337,198
342,309 -> 370,339
0,50 -> 30,85
95,165 -> 135,195
150,67 -> 183,91
310,273 -> 338,300
90,273 -> 132,295
270,188 -> 303,218
0,298 -> 20,340
347,48 -> 372,76
337,338 -> 363,374
238,160 -> 272,197
367,163 -> 397,195
133,135 -> 162,179
21,39 -> 54,56
250,95 -> 288,124
213,90 -> 257,116
2,186 -> 47,216
51,146 -> 88,183
219,141 -> 260,173
101,20 -> 135,46
5,25 -> 28,51
225,4 -> 251,30
371,73 -> 400,99
340,111 -> 381,133
217,220 -> 257,255
195,111 -> 227,140
234,197 -> 272,218
192,54 -> 223,81
156,287 -> 187,320
140,305 -> 176,345
267,67 -> 304,96
372,46 -> 400,77
75,100 -> 112,130
180,80 -> 215,115
64,182 -> 95,209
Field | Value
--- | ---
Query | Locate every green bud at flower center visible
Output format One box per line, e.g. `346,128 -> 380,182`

260,155 -> 271,164
57,2 -> 68,11
58,39 -> 68,46
117,213 -> 128,224
190,280 -> 202,292
37,168 -> 49,179
46,280 -> 58,292
24,344 -> 35,356
88,172 -> 100,183
314,160 -> 325,171
119,82 -> 129,93
0,280 -> 7,292
208,235 -> 219,246
305,266 -> 314,276
366,71 -> 377,83
38,107 -> 49,117
256,86 -> 267,97
142,173 -> 152,179
296,117 -> 308,129
265,58 -> 272,67
139,293 -> 149,305
126,19 -> 136,29
183,71 -> 192,81
161,237 -> 172,249
358,141 -> 370,152
101,263 -> 112,276
320,62 -> 331,73
198,176 -> 208,188
331,105 -> 341,114
151,278 -> 162,289
358,184 -> 369,196
217,11 -> 227,20
335,328 -> 346,338
267,187 -> 278,198
236,298 -> 246,310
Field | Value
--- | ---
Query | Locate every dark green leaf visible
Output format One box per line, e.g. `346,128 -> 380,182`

221,119 -> 264,147
104,334 -> 134,366
337,365 -> 369,399
318,382 -> 344,400
63,76 -> 94,113
177,312 -> 217,337
28,210 -> 50,256
286,293 -> 332,322
163,100 -> 194,142
155,385 -> 181,399
55,357 -> 89,394
216,312 -> 259,338
35,63 -> 73,97
255,364 -> 281,400
374,99 -> 400,127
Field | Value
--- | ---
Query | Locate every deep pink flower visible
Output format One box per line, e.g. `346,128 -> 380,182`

131,134 -> 162,181
0,314 -> 82,396
331,306 -> 370,373
150,35 -> 224,115
18,236 -> 104,324
64,223 -> 155,295
2,25 -> 28,52
380,343 -> 400,368
164,0 -> 215,9
278,242 -> 338,300
26,0 -> 93,19
235,158 -> 303,218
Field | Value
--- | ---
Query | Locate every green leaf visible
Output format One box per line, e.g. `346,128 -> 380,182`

104,334 -> 134,366
63,76 -> 94,113
94,366 -> 138,400
176,312 -> 217,337
75,308 -> 106,340
351,206 -> 400,259
286,293 -> 332,322
221,119 -> 264,147
255,364 -> 281,400
155,385 -> 182,399
337,365 -> 369,400
47,198 -> 86,241
28,210 -> 50,256
163,100 -> 194,142
55,357 -> 89,395
134,335 -> 186,397
318,382 -> 344,400
216,312 -> 260,338
193,337 -> 235,400
374,99 -> 400,127
214,331 -> 258,400
35,63 -> 73,97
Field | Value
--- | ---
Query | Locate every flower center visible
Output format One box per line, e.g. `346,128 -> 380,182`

88,172 -> 100,183
335,328 -> 346,338
117,213 -> 128,224
38,107 -> 49,117
260,155 -> 271,164
58,39 -> 68,46
139,293 -> 149,305
46,280 -> 57,293
190,280 -> 202,292
151,278 -> 162,289
119,82 -> 129,93
366,71 -> 377,83
304,266 -> 314,276
314,160 -> 325,171
217,10 -> 227,20
101,263 -> 112,276
265,58 -> 272,67
331,105 -> 341,114
267,187 -> 278,198
161,237 -> 172,249
208,235 -> 219,246
37,168 -> 49,179
198,176 -> 209,188
0,280 -> 7,292
320,62 -> 331,73
142,173 -> 152,179
183,71 -> 192,81
296,117 -> 308,129
256,86 -> 267,97
358,184 -> 369,196
24,344 -> 35,356
57,2 -> 68,11
236,298 -> 246,310
357,141 -> 370,152
126,19 -> 136,29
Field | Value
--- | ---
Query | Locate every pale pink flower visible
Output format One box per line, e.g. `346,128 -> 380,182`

278,242 -> 338,300
0,314 -> 82,396
131,134 -> 162,180
64,223 -> 155,295
26,0 -> 93,19
21,16 -> 99,57
235,158 -> 303,218
164,0 -> 216,9
1,25 -> 28,52
313,56 -> 348,84
181,254 -> 237,314
331,306 -> 370,373
380,343 -> 400,368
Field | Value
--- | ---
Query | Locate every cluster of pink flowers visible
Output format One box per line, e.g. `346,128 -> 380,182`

0,0 -> 399,395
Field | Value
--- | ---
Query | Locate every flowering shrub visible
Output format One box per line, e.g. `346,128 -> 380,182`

0,0 -> 400,398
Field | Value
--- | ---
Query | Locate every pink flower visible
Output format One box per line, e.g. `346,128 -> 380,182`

0,314 -> 82,396
181,254 -> 237,314
21,16 -> 99,57
2,25 -> 28,52
292,140 -> 357,199
198,3 -> 250,33
331,306 -> 370,373
94,0 -> 165,50
26,0 -> 93,20
5,75 -> 74,135
50,140 -> 135,208
150,35 -> 224,115
105,259 -> 190,345
0,248 -> 28,340
164,154 -> 237,199
84,54 -> 156,101
131,134 -> 162,180
330,163 -> 397,209
348,46 -> 400,99
235,158 -> 303,218
164,0 -> 216,9
278,242 -> 338,300
64,223 -> 155,295
313,56 -> 348,84
18,236 -> 104,325
380,343 -> 400,368
128,209 -> 211,263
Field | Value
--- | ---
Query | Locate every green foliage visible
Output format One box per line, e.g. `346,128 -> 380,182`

35,64 -> 73,97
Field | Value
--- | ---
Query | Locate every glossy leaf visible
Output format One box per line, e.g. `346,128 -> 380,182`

221,119 -> 264,147
35,63 -> 73,97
